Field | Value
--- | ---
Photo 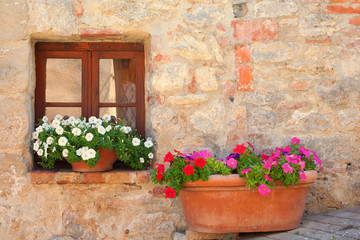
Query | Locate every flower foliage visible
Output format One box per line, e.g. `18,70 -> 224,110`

151,137 -> 321,197
32,114 -> 154,170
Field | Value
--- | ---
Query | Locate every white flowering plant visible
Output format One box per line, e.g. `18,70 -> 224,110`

32,114 -> 154,170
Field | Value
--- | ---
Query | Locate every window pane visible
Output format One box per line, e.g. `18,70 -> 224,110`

46,59 -> 82,102
99,59 -> 136,103
100,107 -> 136,128
45,107 -> 82,121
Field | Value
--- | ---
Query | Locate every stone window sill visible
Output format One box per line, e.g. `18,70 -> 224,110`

30,169 -> 150,184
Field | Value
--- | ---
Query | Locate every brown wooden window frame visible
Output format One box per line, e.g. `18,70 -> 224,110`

35,42 -> 145,137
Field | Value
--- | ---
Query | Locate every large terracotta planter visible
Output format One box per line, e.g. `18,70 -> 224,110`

179,170 -> 318,233
70,148 -> 118,172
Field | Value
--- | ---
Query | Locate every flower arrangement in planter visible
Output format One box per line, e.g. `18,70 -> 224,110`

32,114 -> 154,171
150,137 -> 321,233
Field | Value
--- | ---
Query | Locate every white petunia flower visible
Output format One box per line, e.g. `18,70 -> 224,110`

140,157 -> 145,163
132,137 -> 140,146
46,137 -> 54,145
102,114 -> 111,122
96,118 -> 103,126
87,148 -> 96,159
52,119 -> 60,128
32,132 -> 39,140
55,126 -> 64,135
97,126 -> 106,135
148,153 -> 154,159
120,126 -> 131,134
37,149 -> 43,156
33,141 -> 39,151
85,133 -> 93,141
54,114 -> 62,121
82,151 -> 90,161
42,123 -> 51,131
72,127 -> 81,136
76,148 -> 83,156
36,126 -> 43,133
58,137 -> 68,146
144,140 -> 153,148
62,149 -> 69,157
42,116 -> 48,123
89,116 -> 97,124
106,125 -> 112,132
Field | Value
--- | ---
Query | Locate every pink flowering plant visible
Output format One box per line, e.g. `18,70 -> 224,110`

151,137 -> 321,197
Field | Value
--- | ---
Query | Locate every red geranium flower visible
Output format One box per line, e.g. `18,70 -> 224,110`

156,173 -> 163,181
183,164 -> 195,176
156,164 -> 165,174
261,153 -> 269,160
233,144 -> 247,154
164,187 -> 176,198
174,149 -> 183,155
194,157 -> 206,168
164,152 -> 173,163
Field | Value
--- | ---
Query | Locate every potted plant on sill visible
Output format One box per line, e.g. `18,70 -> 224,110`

32,114 -> 154,172
150,138 -> 321,233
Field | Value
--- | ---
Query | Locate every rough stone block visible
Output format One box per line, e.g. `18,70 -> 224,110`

190,100 -> 225,134
254,0 -> 298,18
0,94 -> 30,152
169,34 -> 212,61
232,2 -> 248,18
252,42 -> 298,62
299,14 -> 336,36
194,67 -> 218,92
151,63 -> 188,96
151,106 -> 177,132
0,0 -> 28,40
0,41 -> 31,93
232,20 -> 278,44
183,5 -> 222,28
168,94 -> 208,105
236,64 -> 254,91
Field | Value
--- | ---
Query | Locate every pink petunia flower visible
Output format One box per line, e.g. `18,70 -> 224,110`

300,171 -> 306,181
263,161 -> 273,171
265,175 -> 273,182
291,137 -> 300,145
226,158 -> 238,169
283,146 -> 292,153
199,150 -> 212,158
258,183 -> 271,196
282,163 -> 293,173
241,168 -> 252,175
299,146 -> 311,158
299,161 -> 306,171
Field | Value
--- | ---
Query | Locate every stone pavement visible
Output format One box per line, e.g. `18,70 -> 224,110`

175,206 -> 360,240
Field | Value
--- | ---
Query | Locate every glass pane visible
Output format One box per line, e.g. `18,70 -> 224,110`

100,107 -> 136,128
45,107 -> 82,121
99,59 -> 136,103
46,59 -> 82,102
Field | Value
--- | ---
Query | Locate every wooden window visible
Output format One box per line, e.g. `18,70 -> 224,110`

34,42 -> 145,169
35,42 -> 145,136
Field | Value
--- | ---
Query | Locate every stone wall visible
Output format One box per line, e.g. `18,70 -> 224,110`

0,0 -> 359,239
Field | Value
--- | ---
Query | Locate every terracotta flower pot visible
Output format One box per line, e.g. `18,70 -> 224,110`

179,170 -> 318,233
70,148 -> 118,172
